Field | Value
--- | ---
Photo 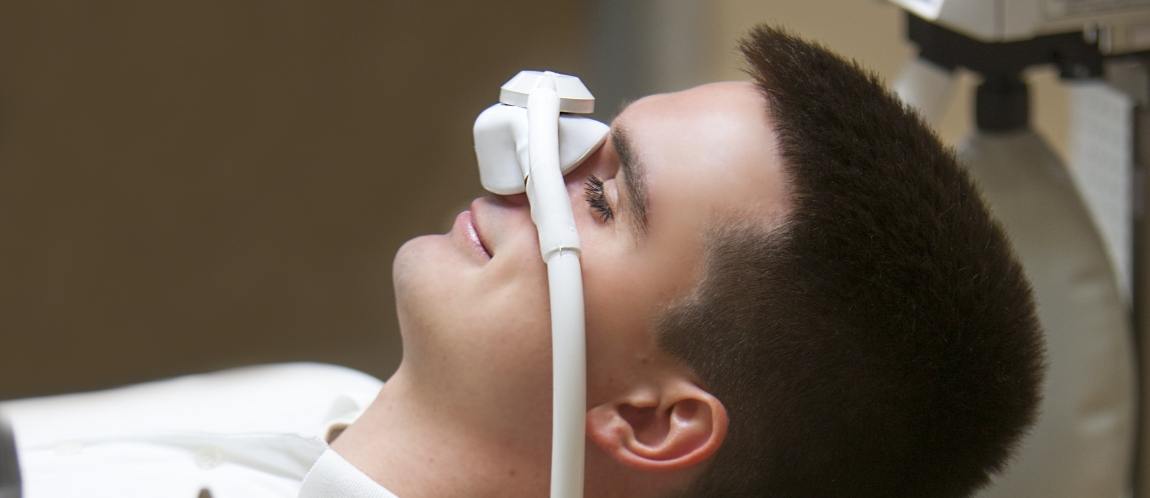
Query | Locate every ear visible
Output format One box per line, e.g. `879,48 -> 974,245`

587,380 -> 728,471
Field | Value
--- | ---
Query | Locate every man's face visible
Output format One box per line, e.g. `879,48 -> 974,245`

391,81 -> 786,443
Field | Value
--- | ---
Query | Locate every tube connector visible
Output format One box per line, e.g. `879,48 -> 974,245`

526,73 -> 582,259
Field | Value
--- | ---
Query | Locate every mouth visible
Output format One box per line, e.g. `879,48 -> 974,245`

460,204 -> 492,260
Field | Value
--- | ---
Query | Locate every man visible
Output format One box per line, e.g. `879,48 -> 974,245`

328,25 -> 1043,498
5,25 -> 1042,498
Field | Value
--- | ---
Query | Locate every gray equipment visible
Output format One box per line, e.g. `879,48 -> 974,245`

890,2 -> 1150,497
957,131 -> 1136,497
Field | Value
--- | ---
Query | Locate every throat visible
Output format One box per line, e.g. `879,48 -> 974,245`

330,376 -> 547,498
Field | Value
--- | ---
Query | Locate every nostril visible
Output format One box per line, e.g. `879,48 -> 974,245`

494,192 -> 530,207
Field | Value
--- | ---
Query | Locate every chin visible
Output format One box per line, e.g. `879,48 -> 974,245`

391,233 -> 481,344
392,235 -> 454,316
392,235 -> 435,292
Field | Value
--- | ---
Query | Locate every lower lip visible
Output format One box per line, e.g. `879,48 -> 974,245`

453,210 -> 491,261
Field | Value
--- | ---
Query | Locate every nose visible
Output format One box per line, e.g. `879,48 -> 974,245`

492,191 -> 529,208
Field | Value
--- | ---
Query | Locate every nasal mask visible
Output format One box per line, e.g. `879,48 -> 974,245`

473,71 -> 608,498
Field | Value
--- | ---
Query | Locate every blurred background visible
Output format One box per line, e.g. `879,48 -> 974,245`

2,0 -> 1072,399
1,0 -> 1141,496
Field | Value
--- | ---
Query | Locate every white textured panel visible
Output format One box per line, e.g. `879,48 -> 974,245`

1068,81 -> 1134,302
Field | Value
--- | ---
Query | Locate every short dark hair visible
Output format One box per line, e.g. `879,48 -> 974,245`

657,26 -> 1045,498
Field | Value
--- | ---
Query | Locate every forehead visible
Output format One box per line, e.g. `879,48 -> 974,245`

618,81 -> 767,132
614,81 -> 788,238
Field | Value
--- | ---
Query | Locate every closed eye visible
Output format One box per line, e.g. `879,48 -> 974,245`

584,175 -> 614,222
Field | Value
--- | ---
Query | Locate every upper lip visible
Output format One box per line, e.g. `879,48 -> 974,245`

470,199 -> 493,257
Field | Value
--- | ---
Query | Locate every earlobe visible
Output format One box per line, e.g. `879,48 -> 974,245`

587,382 -> 728,472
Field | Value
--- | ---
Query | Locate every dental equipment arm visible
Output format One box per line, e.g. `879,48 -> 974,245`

473,71 -> 609,498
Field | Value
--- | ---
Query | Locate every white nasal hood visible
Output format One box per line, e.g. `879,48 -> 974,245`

474,70 -> 609,197
473,104 -> 609,195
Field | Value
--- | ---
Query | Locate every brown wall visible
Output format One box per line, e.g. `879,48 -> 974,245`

0,1 -> 590,399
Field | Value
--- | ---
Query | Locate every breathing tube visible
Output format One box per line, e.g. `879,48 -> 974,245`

472,71 -> 609,498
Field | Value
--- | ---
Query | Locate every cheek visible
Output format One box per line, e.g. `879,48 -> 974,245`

576,224 -> 705,403
580,245 -> 662,399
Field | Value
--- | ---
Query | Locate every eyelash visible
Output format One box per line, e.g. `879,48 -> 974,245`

584,175 -> 614,222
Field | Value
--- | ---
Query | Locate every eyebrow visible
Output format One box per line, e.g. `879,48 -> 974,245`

611,125 -> 649,239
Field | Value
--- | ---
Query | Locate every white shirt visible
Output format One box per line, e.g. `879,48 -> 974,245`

0,363 -> 399,498
298,449 -> 398,498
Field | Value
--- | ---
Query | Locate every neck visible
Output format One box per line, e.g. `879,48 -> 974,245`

331,368 -> 550,498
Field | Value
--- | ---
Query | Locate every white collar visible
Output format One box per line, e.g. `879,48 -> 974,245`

299,448 -> 399,498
